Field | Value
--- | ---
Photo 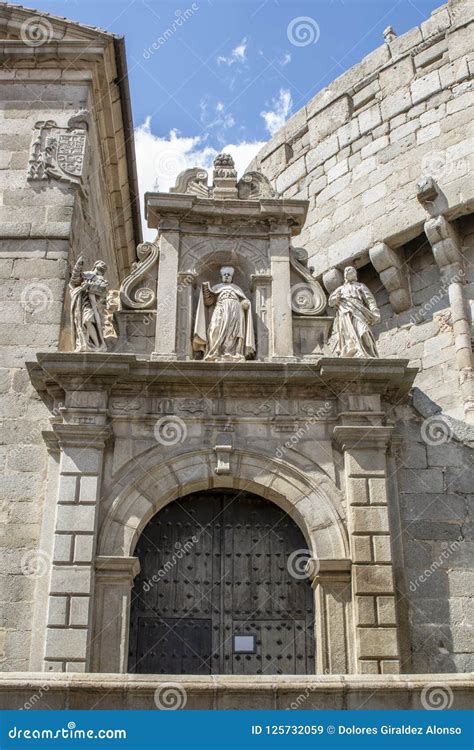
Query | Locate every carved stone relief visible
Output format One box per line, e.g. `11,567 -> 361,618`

28,110 -> 89,187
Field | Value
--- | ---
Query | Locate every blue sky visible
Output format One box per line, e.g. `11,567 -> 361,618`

21,0 -> 442,231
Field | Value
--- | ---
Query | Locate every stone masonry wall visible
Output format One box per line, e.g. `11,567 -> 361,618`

391,402 -> 473,673
250,1 -> 473,419
0,71 -> 126,670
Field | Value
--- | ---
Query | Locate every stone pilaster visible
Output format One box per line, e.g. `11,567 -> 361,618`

308,559 -> 352,674
152,218 -> 180,360
269,222 -> 293,359
43,417 -> 110,672
91,556 -> 140,673
250,272 -> 273,360
333,425 -> 401,675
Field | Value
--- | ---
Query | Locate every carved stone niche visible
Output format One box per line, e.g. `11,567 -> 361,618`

145,153 -> 317,362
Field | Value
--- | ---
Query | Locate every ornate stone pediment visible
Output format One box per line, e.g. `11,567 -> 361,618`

169,153 -> 276,202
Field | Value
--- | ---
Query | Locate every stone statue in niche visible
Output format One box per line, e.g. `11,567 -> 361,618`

328,266 -> 380,358
69,256 -> 109,352
193,266 -> 256,362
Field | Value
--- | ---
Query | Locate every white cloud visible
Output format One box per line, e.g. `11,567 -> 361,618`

134,118 -> 265,239
261,88 -> 292,136
217,37 -> 247,66
280,52 -> 291,67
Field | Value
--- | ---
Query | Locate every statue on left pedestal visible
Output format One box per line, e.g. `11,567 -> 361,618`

69,256 -> 109,352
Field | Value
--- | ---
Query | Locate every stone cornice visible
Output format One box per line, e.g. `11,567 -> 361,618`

145,193 -> 309,235
27,353 -> 417,403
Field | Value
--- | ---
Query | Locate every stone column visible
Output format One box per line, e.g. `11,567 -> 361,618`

43,413 -> 110,672
333,425 -> 401,675
308,559 -> 352,674
269,222 -> 293,359
152,219 -> 180,360
91,556 -> 140,673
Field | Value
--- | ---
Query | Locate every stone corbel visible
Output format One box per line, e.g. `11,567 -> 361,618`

424,215 -> 463,274
416,175 -> 448,217
369,242 -> 411,313
322,267 -> 343,294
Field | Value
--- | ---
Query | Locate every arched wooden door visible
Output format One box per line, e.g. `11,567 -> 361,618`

128,489 -> 315,675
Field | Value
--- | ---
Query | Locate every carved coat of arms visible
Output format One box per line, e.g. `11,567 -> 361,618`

28,110 -> 89,187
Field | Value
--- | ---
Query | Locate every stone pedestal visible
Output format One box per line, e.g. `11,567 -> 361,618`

91,556 -> 140,673
308,559 -> 352,674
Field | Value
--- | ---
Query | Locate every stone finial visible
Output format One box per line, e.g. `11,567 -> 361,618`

212,153 -> 238,199
383,26 -> 397,42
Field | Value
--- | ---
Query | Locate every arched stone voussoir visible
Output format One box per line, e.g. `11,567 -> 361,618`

98,448 -> 347,560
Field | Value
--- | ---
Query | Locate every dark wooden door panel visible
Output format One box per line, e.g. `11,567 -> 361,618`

130,617 -> 212,674
129,490 -> 315,675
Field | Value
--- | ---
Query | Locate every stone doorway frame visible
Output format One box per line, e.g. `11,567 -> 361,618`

91,449 -> 352,675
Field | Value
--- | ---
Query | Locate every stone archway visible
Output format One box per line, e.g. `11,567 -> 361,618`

128,488 -> 316,676
91,449 -> 351,674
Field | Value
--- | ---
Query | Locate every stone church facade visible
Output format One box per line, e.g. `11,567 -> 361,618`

0,1 -> 472,709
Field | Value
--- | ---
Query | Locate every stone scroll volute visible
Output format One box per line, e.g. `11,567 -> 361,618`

119,241 -> 160,310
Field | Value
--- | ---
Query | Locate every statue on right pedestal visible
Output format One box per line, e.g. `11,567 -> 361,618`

328,266 -> 380,358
